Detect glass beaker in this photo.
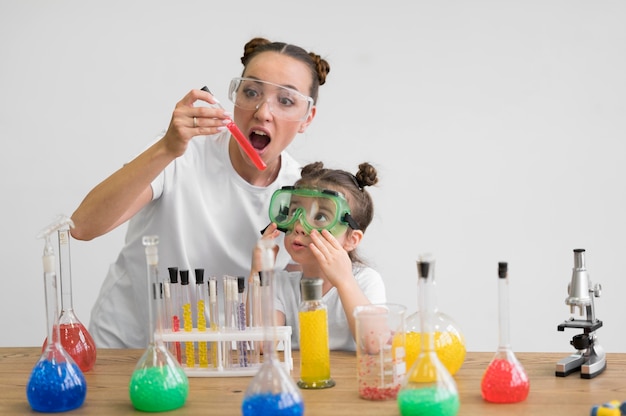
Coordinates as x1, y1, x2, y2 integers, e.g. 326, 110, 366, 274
41, 217, 97, 372
480, 262, 529, 403
398, 257, 459, 416
129, 236, 189, 412
241, 239, 304, 416
404, 255, 465, 376
354, 303, 406, 400
27, 229, 87, 412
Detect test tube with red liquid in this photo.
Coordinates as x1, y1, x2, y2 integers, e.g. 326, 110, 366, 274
200, 86, 266, 171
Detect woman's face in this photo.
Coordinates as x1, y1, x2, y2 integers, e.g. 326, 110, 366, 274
232, 51, 316, 169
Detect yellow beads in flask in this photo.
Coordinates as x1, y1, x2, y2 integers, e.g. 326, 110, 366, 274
404, 313, 466, 377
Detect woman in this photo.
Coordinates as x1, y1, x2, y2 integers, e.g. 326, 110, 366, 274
71, 38, 331, 348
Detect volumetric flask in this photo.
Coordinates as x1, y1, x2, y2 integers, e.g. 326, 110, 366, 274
480, 262, 529, 403
27, 228, 86, 412
354, 303, 406, 400
404, 254, 465, 376
129, 236, 189, 412
241, 239, 304, 416
42, 218, 96, 372
398, 257, 459, 416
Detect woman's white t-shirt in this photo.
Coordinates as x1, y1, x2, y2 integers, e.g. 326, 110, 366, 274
89, 131, 301, 348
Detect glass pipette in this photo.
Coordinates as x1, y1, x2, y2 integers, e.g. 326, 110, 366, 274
200, 86, 267, 171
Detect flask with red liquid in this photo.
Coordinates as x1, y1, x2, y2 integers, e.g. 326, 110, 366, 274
42, 216, 96, 372
480, 262, 530, 403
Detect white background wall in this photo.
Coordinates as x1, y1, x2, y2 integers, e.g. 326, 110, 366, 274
1, 0, 624, 353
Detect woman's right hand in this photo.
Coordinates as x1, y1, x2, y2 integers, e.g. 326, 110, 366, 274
161, 88, 233, 158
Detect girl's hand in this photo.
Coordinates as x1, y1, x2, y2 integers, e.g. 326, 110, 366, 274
250, 223, 281, 276
309, 229, 353, 287
161, 89, 232, 158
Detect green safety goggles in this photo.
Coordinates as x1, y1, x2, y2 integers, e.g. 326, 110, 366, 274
268, 187, 360, 236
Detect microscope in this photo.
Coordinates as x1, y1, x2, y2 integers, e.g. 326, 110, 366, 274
555, 248, 606, 379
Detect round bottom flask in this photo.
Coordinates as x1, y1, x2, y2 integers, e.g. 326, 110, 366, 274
43, 314, 97, 372
404, 310, 466, 376
129, 343, 189, 411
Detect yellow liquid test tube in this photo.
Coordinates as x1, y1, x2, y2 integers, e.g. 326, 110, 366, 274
180, 270, 195, 368
195, 269, 208, 368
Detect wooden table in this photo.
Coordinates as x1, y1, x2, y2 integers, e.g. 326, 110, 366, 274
1, 347, 624, 415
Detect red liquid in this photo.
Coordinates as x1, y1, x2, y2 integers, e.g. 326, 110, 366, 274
481, 358, 529, 403
227, 122, 267, 170
172, 316, 182, 363
43, 323, 97, 372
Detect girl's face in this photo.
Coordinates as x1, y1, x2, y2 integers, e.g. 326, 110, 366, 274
232, 51, 316, 170
283, 220, 351, 267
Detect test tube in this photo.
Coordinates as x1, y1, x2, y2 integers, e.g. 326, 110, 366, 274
223, 275, 236, 368
195, 269, 209, 368
248, 273, 262, 365
208, 277, 221, 369
200, 86, 266, 171
236, 276, 249, 367
167, 267, 182, 363
180, 270, 195, 368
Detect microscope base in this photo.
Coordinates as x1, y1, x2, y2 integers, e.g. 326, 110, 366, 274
555, 345, 606, 379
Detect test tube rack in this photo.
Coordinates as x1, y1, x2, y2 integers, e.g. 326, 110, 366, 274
160, 326, 292, 377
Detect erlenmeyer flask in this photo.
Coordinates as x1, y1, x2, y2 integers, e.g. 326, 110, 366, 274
481, 262, 529, 403
404, 254, 465, 376
27, 229, 87, 412
129, 236, 189, 412
241, 239, 304, 416
398, 256, 459, 416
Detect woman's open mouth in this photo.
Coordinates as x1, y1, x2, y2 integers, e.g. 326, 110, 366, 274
250, 130, 270, 151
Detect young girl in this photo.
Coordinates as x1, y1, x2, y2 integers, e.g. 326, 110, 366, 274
252, 161, 386, 351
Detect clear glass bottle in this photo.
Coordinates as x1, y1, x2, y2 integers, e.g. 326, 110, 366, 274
404, 254, 465, 376
241, 239, 304, 416
27, 228, 87, 412
481, 262, 530, 403
129, 236, 189, 412
42, 217, 97, 372
297, 277, 335, 389
398, 257, 460, 416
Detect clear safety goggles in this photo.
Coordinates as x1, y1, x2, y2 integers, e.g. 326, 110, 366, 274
268, 187, 360, 235
228, 77, 314, 122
